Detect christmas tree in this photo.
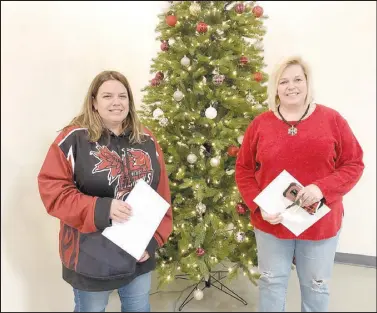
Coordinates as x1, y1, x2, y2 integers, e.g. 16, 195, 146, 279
139, 1, 268, 289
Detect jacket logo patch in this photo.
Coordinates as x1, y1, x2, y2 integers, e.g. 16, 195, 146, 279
90, 144, 154, 200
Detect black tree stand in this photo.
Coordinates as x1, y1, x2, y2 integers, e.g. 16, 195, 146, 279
175, 270, 248, 311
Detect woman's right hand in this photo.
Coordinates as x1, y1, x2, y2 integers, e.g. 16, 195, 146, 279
110, 200, 133, 223
260, 208, 283, 225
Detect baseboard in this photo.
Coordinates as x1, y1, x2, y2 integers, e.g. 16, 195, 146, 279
335, 252, 376, 268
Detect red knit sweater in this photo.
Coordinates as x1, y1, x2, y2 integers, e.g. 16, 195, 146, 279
235, 104, 364, 240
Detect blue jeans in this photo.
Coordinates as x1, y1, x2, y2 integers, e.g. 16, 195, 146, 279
254, 228, 340, 312
73, 272, 152, 312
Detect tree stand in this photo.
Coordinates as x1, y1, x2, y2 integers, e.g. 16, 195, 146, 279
175, 270, 248, 311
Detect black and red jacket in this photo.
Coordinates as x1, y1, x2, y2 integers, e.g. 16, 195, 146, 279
37, 125, 173, 291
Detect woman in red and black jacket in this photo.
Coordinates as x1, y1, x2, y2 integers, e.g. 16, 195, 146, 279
236, 56, 364, 312
38, 70, 172, 312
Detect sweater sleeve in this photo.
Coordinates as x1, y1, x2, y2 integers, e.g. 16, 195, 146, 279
146, 129, 173, 248
313, 115, 364, 204
235, 121, 262, 214
37, 128, 112, 233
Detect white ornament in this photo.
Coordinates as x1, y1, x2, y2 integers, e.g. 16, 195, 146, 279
210, 157, 220, 167
187, 153, 198, 164
153, 108, 164, 119
205, 106, 217, 119
255, 104, 263, 110
159, 117, 169, 127
235, 231, 245, 243
189, 2, 201, 16
225, 168, 235, 175
173, 89, 184, 102
180, 55, 190, 67
196, 202, 206, 214
226, 223, 234, 235
237, 135, 244, 145
193, 288, 204, 301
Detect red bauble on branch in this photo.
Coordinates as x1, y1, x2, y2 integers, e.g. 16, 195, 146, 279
160, 40, 169, 51
254, 72, 263, 82
239, 55, 248, 65
155, 71, 164, 81
196, 248, 205, 256
235, 3, 245, 14
151, 78, 160, 87
196, 21, 208, 33
166, 14, 177, 27
227, 145, 239, 157
236, 203, 247, 215
252, 5, 263, 18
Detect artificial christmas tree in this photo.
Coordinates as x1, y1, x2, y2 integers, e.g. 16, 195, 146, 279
139, 0, 269, 304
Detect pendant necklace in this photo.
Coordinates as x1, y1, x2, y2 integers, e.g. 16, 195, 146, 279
277, 103, 311, 136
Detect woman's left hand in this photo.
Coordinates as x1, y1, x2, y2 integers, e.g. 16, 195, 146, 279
296, 184, 323, 207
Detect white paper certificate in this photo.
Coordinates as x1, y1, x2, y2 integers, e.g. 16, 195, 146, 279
253, 170, 330, 236
102, 179, 170, 260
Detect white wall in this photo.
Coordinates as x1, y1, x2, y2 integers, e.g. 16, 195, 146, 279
1, 1, 375, 311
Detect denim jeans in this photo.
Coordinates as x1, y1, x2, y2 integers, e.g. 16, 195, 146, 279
73, 271, 152, 312
254, 228, 340, 312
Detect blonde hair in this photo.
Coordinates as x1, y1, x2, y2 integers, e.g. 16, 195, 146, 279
65, 70, 144, 144
267, 56, 314, 111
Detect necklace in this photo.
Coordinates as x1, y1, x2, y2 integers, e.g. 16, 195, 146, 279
277, 103, 311, 136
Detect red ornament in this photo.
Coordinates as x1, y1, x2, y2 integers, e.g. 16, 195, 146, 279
235, 3, 245, 14
151, 78, 160, 87
196, 22, 208, 33
239, 55, 248, 65
155, 71, 164, 81
166, 15, 177, 27
196, 248, 205, 256
236, 203, 247, 215
254, 72, 263, 82
227, 145, 239, 157
252, 5, 263, 18
161, 40, 169, 51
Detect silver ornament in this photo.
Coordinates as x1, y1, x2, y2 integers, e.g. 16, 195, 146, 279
213, 74, 225, 85
187, 153, 198, 164
159, 117, 169, 127
196, 202, 206, 214
180, 55, 190, 67
205, 106, 217, 119
235, 231, 245, 243
153, 108, 164, 119
173, 89, 184, 101
210, 157, 220, 167
246, 92, 254, 104
193, 288, 204, 300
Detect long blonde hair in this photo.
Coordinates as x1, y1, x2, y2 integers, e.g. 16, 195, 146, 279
267, 56, 314, 112
65, 70, 144, 144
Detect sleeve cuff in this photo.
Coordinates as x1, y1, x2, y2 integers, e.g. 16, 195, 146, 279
146, 236, 159, 257
94, 197, 112, 231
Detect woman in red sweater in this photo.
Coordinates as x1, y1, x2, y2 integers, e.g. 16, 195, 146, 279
235, 56, 364, 312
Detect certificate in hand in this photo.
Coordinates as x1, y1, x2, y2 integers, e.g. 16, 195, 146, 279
253, 170, 331, 236
102, 179, 170, 260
